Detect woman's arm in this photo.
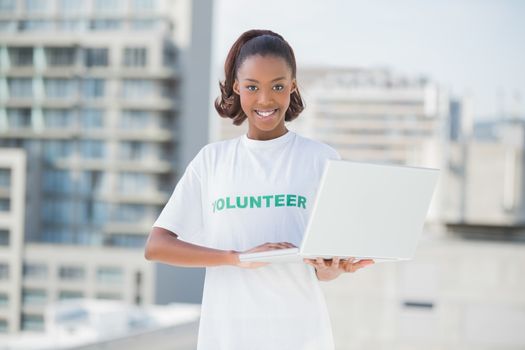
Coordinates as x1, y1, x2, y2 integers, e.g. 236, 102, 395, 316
144, 226, 296, 268
144, 226, 238, 267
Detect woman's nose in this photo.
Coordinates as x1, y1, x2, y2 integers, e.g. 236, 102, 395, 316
257, 89, 273, 105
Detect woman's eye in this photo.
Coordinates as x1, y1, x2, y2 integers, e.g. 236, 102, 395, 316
273, 85, 284, 91
246, 86, 258, 92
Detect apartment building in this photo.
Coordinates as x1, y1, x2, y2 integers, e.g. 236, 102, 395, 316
0, 0, 212, 334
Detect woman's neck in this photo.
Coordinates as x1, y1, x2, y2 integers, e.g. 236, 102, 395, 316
246, 126, 288, 141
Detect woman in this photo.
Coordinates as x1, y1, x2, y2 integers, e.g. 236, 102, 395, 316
144, 29, 374, 350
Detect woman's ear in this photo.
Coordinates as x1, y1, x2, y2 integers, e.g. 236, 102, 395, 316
291, 79, 297, 94
233, 80, 240, 95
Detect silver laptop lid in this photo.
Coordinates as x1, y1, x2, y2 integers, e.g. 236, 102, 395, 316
300, 160, 440, 260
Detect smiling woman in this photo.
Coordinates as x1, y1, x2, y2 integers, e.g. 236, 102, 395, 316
214, 30, 304, 139
145, 29, 374, 350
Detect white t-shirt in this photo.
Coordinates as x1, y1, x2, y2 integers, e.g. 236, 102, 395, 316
153, 130, 341, 350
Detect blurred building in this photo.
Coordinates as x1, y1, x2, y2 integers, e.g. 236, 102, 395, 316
1, 299, 199, 349
444, 118, 525, 236
0, 0, 213, 334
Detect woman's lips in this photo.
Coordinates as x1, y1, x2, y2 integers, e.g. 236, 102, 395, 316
255, 109, 278, 119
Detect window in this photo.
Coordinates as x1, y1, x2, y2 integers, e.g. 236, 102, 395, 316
19, 20, 52, 31
25, 0, 48, 13
46, 47, 76, 66
160, 112, 173, 128
79, 200, 107, 227
58, 19, 87, 31
90, 19, 120, 30
81, 109, 104, 129
41, 198, 75, 224
42, 140, 72, 161
0, 293, 7, 307
41, 226, 76, 244
79, 140, 105, 159
0, 318, 6, 333
0, 230, 9, 245
105, 234, 146, 248
0, 20, 16, 32
0, 199, 9, 212
76, 227, 103, 245
59, 266, 85, 280
78, 171, 105, 195
84, 48, 108, 67
0, 0, 16, 12
8, 78, 33, 98
96, 292, 122, 300
23, 263, 48, 279
0, 264, 8, 280
7, 108, 31, 128
59, 0, 83, 13
0, 199, 10, 212
163, 43, 176, 67
44, 79, 77, 99
58, 291, 83, 300
94, 0, 121, 13
121, 79, 154, 99
119, 141, 146, 160
123, 47, 147, 67
131, 0, 154, 11
9, 47, 33, 66
112, 203, 145, 223
118, 172, 152, 193
120, 110, 150, 129
157, 173, 173, 192
161, 80, 174, 98
0, 169, 11, 189
42, 169, 74, 194
82, 78, 105, 98
43, 109, 75, 128
21, 313, 44, 331
96, 267, 123, 283
131, 19, 157, 30
22, 289, 47, 305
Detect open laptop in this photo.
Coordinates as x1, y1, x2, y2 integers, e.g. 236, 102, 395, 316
239, 159, 440, 264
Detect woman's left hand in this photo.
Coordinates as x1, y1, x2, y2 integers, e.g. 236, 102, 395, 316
303, 257, 374, 281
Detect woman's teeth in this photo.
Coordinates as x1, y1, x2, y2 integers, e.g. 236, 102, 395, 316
255, 109, 277, 118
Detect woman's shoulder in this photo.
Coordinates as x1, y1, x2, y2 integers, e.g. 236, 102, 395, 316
190, 135, 242, 165
293, 132, 341, 160
199, 135, 241, 155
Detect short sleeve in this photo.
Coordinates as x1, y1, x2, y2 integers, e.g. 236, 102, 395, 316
152, 163, 204, 244
331, 148, 342, 160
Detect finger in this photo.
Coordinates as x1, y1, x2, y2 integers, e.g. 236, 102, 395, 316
316, 257, 326, 268
332, 257, 340, 269
345, 259, 374, 273
356, 259, 375, 267
343, 260, 357, 273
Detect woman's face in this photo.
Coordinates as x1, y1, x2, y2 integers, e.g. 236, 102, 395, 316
233, 54, 297, 140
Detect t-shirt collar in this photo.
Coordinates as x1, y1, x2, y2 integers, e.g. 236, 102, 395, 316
241, 130, 295, 149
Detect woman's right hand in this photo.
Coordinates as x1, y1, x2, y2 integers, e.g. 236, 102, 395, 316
234, 242, 297, 269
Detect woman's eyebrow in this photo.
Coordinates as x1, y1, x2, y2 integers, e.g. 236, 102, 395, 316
243, 77, 286, 83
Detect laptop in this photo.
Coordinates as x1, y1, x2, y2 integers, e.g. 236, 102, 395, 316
239, 159, 440, 264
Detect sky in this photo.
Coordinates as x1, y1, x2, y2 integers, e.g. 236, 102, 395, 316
212, 0, 525, 120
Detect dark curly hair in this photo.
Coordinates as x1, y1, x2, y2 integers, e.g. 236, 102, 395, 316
214, 29, 305, 126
